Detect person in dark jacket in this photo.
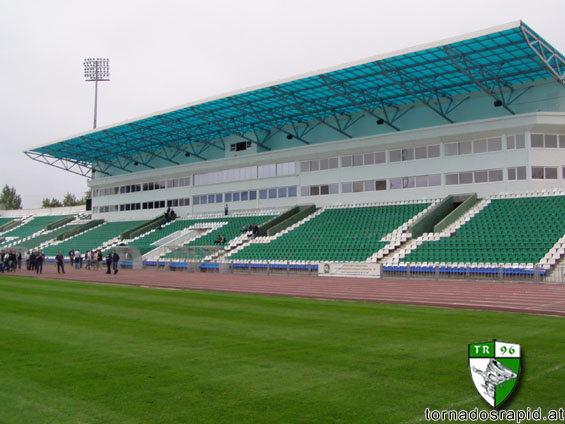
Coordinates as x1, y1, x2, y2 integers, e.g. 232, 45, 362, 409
112, 250, 120, 274
36, 251, 44, 274
55, 250, 65, 274
105, 250, 112, 274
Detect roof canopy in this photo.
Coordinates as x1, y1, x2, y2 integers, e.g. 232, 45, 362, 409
26, 21, 565, 177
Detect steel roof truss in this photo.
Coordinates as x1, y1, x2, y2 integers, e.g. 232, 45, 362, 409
319, 75, 400, 131
24, 151, 94, 177
444, 45, 519, 115
378, 62, 457, 123
521, 25, 565, 85
270, 87, 352, 138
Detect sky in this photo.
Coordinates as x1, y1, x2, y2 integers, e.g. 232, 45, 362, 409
1, 0, 564, 208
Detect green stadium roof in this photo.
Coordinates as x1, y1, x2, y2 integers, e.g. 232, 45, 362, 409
26, 21, 565, 177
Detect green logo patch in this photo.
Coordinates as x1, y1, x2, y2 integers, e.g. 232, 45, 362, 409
469, 340, 521, 408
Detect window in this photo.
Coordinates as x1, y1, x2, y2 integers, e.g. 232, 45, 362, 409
428, 174, 441, 186
488, 169, 503, 182
546, 135, 558, 148
353, 154, 363, 166
445, 173, 459, 185
415, 146, 427, 160
428, 145, 440, 158
474, 170, 488, 183
508, 167, 526, 181
353, 181, 364, 192
342, 155, 353, 167
375, 152, 386, 164
460, 172, 473, 184
364, 180, 376, 191
310, 186, 319, 196
319, 158, 329, 170
320, 185, 329, 195
402, 177, 415, 189
389, 150, 401, 162
231, 141, 251, 152
487, 138, 502, 152
300, 160, 310, 172
278, 187, 287, 198
532, 167, 545, 179
200, 195, 207, 205
415, 175, 428, 187
531, 134, 544, 148
329, 184, 339, 194
401, 148, 414, 161
364, 152, 375, 165
216, 193, 223, 203
310, 160, 319, 172
445, 142, 458, 156
390, 148, 414, 162
329, 157, 339, 168
276, 162, 295, 176
208, 194, 215, 204
258, 164, 276, 178
459, 141, 472, 155
507, 134, 526, 150
342, 183, 353, 193
560, 135, 565, 149
301, 186, 309, 197
545, 167, 558, 179
249, 190, 257, 200
473, 139, 487, 153
240, 191, 247, 201
389, 178, 402, 190
225, 192, 232, 202
288, 187, 297, 197
268, 188, 277, 199
233, 192, 240, 202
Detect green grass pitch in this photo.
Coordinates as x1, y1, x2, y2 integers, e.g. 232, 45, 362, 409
1, 275, 564, 423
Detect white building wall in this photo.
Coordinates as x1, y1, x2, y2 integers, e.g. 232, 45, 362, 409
89, 112, 565, 221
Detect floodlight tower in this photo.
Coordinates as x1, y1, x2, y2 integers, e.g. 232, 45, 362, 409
84, 58, 110, 129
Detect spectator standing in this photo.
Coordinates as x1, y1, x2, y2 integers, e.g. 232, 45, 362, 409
17, 252, 22, 270
36, 251, 44, 274
69, 249, 75, 268
112, 250, 120, 274
96, 250, 102, 271
29, 251, 37, 271
105, 250, 112, 274
55, 250, 65, 274
224, 203, 229, 216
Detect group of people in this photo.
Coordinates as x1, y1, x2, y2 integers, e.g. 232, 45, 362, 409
214, 234, 226, 244
62, 248, 120, 274
0, 250, 22, 272
240, 223, 260, 237
0, 247, 121, 275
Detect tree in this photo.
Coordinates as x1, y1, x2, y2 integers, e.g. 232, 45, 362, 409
0, 185, 22, 210
41, 198, 63, 208
63, 192, 86, 207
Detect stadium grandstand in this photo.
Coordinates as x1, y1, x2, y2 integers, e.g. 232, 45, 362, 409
6, 21, 564, 280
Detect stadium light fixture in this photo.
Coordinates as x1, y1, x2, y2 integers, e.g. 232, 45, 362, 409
84, 58, 110, 129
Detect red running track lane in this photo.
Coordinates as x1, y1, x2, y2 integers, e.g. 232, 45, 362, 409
7, 265, 565, 317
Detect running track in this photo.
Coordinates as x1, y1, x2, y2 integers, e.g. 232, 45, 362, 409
8, 265, 565, 317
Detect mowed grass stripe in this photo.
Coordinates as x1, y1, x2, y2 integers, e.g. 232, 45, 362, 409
1, 275, 565, 423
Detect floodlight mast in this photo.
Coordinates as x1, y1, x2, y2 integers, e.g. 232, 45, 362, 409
83, 58, 110, 129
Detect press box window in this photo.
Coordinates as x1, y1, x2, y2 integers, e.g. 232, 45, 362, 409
230, 141, 252, 151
